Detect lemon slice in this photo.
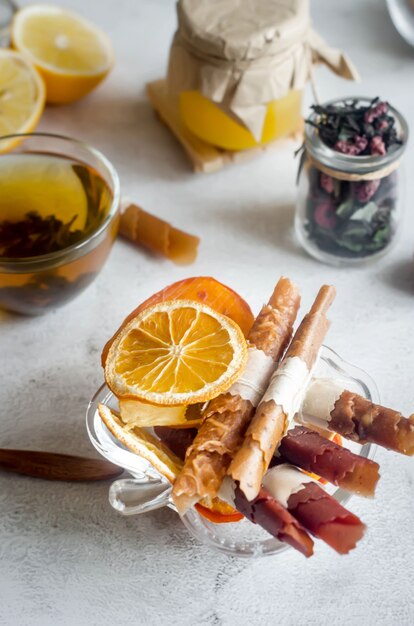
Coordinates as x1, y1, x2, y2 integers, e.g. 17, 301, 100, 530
105, 300, 248, 406
11, 4, 114, 104
0, 50, 45, 153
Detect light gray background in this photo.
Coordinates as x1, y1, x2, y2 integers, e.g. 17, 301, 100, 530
1, 1, 413, 625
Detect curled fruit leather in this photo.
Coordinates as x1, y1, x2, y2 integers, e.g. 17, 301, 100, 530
287, 482, 366, 554
156, 425, 315, 555
120, 202, 200, 265
154, 426, 197, 461
172, 277, 301, 514
234, 486, 314, 558
280, 426, 380, 496
331, 391, 414, 456
230, 285, 335, 501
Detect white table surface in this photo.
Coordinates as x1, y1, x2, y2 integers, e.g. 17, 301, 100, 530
1, 1, 414, 624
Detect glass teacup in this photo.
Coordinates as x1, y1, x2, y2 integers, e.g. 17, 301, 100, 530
0, 133, 120, 315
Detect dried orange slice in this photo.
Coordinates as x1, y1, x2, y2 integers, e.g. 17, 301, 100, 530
101, 276, 254, 367
194, 503, 243, 524
98, 404, 182, 483
105, 300, 247, 406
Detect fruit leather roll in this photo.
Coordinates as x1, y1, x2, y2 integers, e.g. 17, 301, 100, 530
262, 464, 366, 554
172, 277, 301, 513
120, 201, 200, 265
155, 424, 314, 555
230, 285, 336, 501
279, 426, 380, 496
154, 426, 198, 460
302, 378, 414, 456
234, 485, 314, 557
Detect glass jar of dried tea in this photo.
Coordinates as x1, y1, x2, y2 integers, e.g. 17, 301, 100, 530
295, 97, 408, 265
166, 0, 358, 152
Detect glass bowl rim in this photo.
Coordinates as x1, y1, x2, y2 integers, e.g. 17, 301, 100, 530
86, 345, 379, 558
304, 96, 408, 174
0, 132, 121, 268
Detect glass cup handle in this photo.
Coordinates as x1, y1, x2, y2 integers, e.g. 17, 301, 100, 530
109, 477, 172, 516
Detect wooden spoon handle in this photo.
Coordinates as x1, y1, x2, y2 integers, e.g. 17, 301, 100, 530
0, 449, 123, 481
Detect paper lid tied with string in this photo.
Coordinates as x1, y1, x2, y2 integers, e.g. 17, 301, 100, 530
167, 0, 360, 141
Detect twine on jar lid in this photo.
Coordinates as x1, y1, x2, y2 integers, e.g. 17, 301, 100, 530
306, 154, 401, 182
167, 0, 359, 141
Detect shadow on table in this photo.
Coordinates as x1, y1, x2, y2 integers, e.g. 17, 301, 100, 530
0, 368, 192, 554
208, 201, 309, 261
41, 94, 194, 183
1, 365, 99, 451
379, 257, 414, 295
0, 466, 188, 544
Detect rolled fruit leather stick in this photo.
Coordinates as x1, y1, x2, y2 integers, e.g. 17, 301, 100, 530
279, 426, 380, 497
156, 424, 364, 555
172, 277, 301, 514
262, 464, 366, 554
155, 425, 314, 557
234, 485, 314, 557
119, 199, 200, 265
230, 285, 336, 501
301, 378, 414, 456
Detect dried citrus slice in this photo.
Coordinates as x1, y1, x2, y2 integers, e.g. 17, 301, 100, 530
0, 50, 45, 153
105, 300, 247, 406
11, 4, 114, 104
98, 404, 182, 483
101, 276, 254, 366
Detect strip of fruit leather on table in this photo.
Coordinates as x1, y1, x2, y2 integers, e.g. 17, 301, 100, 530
119, 199, 199, 265
301, 378, 414, 456
172, 277, 301, 514
230, 285, 335, 501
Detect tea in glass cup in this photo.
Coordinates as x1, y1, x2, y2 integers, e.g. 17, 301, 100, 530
0, 133, 120, 314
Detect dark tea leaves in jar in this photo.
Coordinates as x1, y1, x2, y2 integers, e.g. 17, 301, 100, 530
296, 97, 407, 263
304, 167, 397, 258
307, 97, 402, 155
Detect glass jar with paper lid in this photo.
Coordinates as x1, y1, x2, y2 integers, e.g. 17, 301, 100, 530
166, 0, 359, 152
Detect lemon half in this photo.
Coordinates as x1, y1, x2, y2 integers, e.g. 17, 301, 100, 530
0, 49, 45, 152
12, 4, 114, 104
